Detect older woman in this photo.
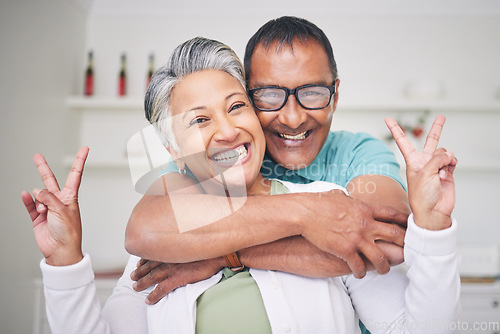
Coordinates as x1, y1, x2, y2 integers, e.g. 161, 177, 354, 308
22, 37, 459, 333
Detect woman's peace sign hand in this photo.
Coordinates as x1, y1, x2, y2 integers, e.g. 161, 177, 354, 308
21, 147, 89, 266
385, 116, 457, 230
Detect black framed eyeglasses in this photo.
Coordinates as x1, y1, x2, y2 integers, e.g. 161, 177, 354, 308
248, 84, 336, 112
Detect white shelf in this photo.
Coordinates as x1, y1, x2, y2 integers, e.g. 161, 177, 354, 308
66, 96, 143, 110
337, 100, 500, 113
397, 163, 500, 173
63, 155, 154, 169
457, 162, 500, 172
63, 155, 137, 168
67, 96, 500, 113
63, 156, 130, 168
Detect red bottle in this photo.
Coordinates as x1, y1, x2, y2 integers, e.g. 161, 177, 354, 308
118, 53, 127, 96
84, 51, 93, 96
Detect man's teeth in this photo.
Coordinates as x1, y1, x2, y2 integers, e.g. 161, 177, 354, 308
212, 145, 248, 162
279, 131, 308, 140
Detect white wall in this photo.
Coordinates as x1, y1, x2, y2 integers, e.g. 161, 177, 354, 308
0, 0, 87, 333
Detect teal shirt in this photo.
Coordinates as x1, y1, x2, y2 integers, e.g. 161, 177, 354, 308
261, 130, 405, 189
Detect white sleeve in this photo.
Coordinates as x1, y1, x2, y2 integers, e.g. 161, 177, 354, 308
344, 214, 460, 334
41, 254, 148, 334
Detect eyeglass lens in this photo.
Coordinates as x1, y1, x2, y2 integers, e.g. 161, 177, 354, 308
252, 86, 333, 111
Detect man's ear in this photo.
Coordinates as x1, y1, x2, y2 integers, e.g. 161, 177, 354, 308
331, 78, 341, 114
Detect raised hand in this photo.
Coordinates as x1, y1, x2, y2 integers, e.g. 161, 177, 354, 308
21, 147, 89, 266
385, 116, 457, 230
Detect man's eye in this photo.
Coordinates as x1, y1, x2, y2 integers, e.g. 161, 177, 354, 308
303, 90, 321, 96
261, 91, 280, 99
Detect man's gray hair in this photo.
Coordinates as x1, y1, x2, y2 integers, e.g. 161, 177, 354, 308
144, 37, 246, 152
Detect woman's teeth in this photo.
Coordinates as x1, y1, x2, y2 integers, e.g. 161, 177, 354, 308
212, 145, 248, 163
279, 131, 308, 140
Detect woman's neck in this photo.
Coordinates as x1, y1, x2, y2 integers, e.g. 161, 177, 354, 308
198, 173, 270, 197
246, 174, 271, 196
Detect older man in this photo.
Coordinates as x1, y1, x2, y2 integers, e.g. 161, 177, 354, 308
126, 17, 409, 306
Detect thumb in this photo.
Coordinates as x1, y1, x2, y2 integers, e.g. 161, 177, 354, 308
33, 189, 64, 212
421, 151, 455, 177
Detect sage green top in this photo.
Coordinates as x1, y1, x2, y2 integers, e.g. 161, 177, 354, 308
195, 179, 290, 334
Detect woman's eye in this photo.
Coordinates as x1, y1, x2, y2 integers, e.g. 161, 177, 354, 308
230, 103, 245, 112
189, 117, 208, 127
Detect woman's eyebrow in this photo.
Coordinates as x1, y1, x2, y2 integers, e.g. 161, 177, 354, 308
226, 92, 247, 100
180, 92, 246, 122
181, 106, 206, 123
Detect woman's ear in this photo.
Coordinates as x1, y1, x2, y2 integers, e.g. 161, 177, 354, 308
165, 145, 186, 173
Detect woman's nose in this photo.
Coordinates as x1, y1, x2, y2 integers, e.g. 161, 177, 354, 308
214, 114, 238, 142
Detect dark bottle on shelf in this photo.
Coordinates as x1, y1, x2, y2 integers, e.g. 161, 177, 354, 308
84, 51, 94, 96
146, 53, 155, 88
118, 53, 127, 96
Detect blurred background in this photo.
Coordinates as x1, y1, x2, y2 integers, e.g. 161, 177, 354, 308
1, 0, 500, 332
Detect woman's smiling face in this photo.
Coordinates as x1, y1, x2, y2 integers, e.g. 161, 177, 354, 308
168, 69, 268, 195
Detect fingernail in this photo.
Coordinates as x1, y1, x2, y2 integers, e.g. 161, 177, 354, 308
132, 282, 137, 290
145, 298, 151, 305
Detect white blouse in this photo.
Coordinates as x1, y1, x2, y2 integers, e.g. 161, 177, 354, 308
40, 181, 460, 334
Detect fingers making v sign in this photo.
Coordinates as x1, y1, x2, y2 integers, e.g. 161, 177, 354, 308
385, 115, 457, 230
21, 147, 89, 266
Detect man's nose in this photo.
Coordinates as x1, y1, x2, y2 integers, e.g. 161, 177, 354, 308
277, 95, 308, 129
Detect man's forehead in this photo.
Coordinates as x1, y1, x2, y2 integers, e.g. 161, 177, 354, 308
249, 39, 332, 88
258, 37, 320, 55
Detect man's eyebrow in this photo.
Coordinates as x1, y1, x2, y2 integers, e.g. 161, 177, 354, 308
249, 81, 269, 88
250, 80, 332, 89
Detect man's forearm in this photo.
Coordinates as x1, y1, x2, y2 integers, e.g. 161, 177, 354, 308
125, 192, 308, 262
239, 236, 351, 278
348, 174, 410, 214
126, 176, 408, 277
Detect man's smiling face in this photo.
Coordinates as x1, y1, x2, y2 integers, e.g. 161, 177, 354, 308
248, 39, 339, 170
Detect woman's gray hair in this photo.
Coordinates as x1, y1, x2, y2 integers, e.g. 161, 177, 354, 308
145, 37, 246, 152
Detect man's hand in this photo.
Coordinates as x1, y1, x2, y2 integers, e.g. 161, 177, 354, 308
298, 190, 408, 278
131, 233, 406, 305
131, 257, 225, 305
